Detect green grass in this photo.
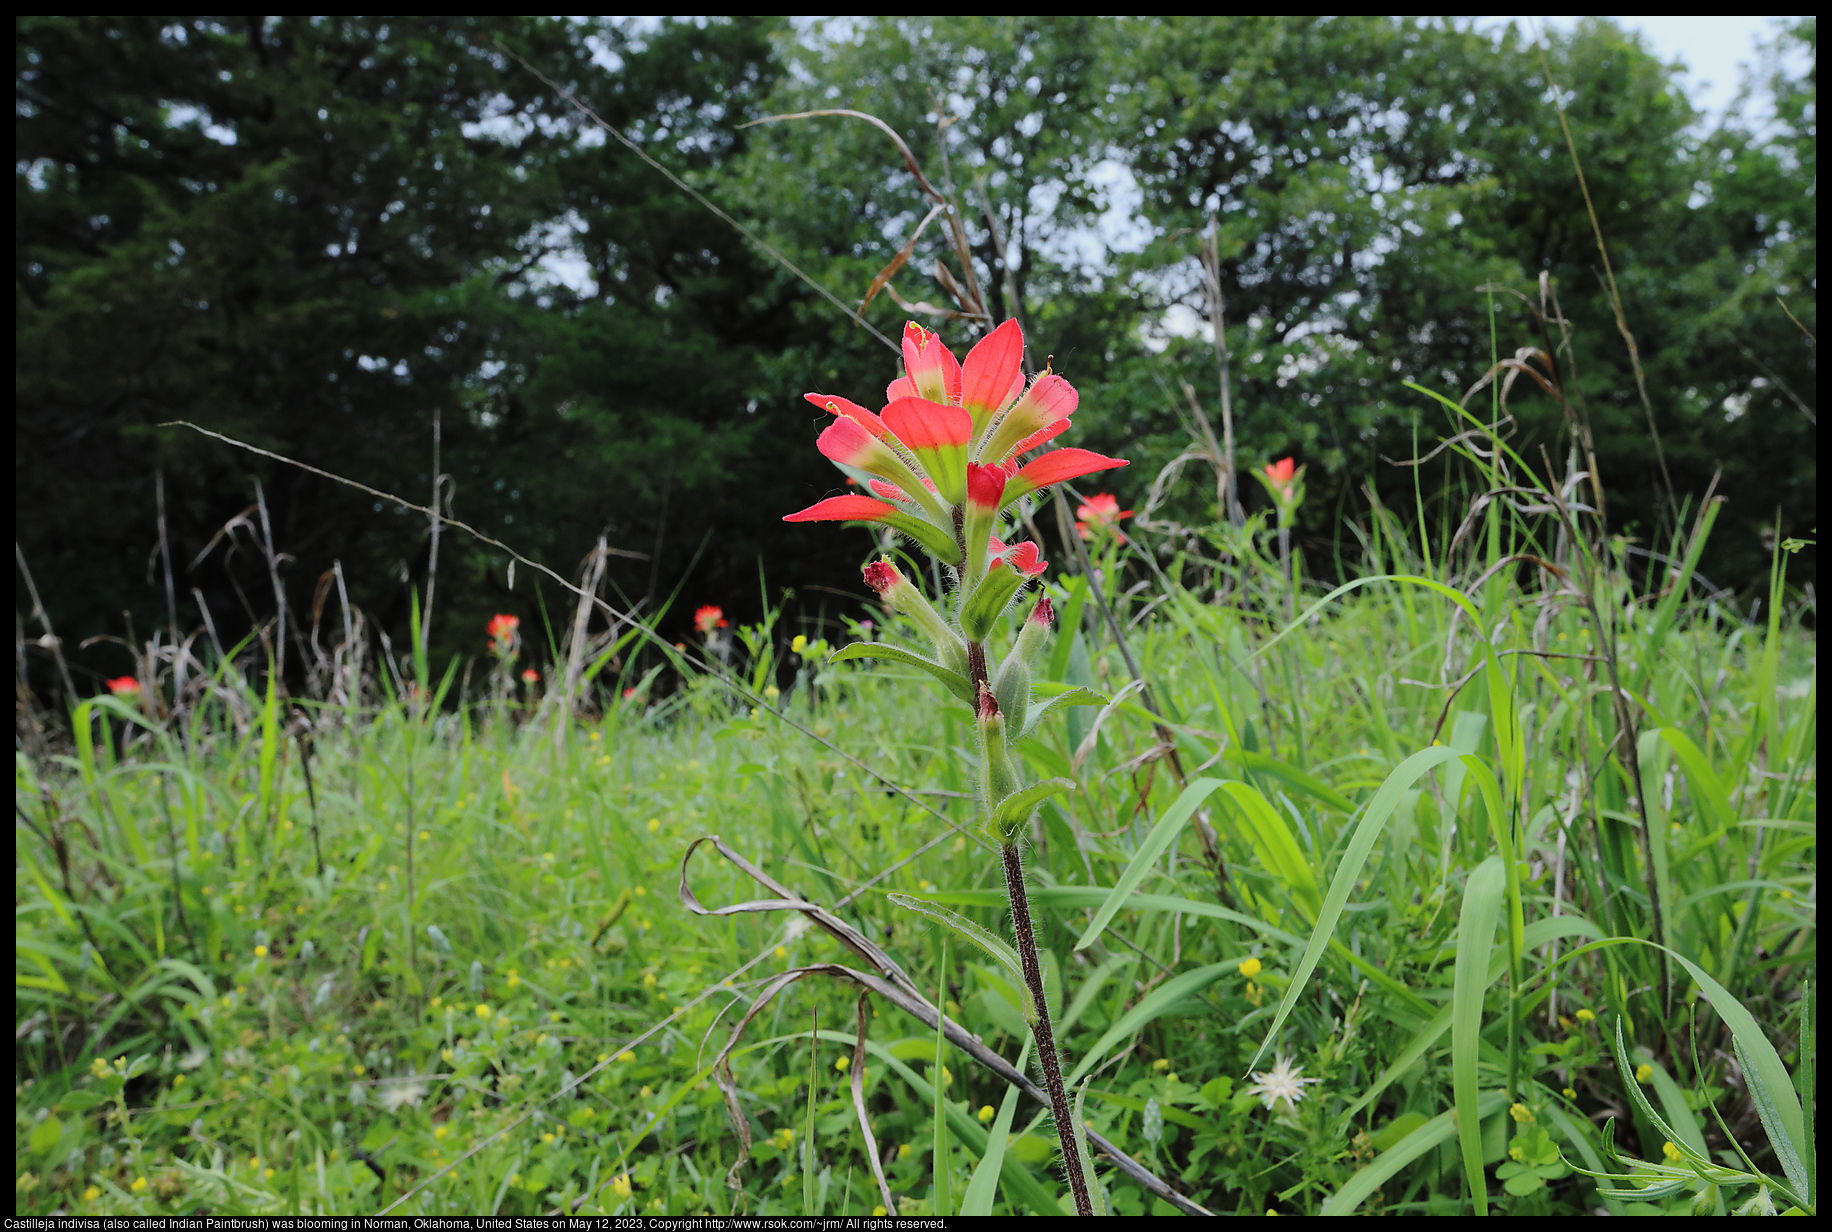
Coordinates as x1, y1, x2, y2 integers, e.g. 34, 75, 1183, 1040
14, 477, 1817, 1216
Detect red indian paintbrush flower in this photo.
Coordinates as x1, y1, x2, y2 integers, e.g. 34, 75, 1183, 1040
693, 605, 729, 635
1075, 493, 1133, 543
521, 669, 540, 684
487, 614, 519, 642
105, 676, 140, 697
1264, 457, 1297, 491
786, 320, 1126, 570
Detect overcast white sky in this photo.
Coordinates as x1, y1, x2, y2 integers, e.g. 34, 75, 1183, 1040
1499, 15, 1808, 123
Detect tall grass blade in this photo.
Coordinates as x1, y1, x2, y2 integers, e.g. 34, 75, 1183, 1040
961, 1037, 1030, 1216
1073, 777, 1224, 951
1453, 854, 1507, 1215
1249, 744, 1480, 1072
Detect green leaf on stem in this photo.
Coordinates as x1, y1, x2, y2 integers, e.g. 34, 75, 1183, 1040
829, 642, 974, 703
889, 893, 1034, 1023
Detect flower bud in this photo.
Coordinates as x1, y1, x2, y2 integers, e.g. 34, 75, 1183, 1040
976, 682, 1019, 828
861, 558, 963, 661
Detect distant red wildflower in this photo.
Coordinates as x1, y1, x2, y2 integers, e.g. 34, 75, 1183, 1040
1075, 493, 1133, 543
693, 605, 729, 635
521, 669, 540, 684
105, 676, 140, 697
1264, 457, 1297, 491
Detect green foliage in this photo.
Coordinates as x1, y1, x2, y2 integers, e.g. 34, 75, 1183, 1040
15, 472, 1814, 1213
16, 17, 1814, 704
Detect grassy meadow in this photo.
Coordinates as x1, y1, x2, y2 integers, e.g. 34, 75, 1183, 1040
14, 445, 1819, 1216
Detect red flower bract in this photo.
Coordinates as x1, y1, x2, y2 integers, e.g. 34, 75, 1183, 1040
487, 614, 519, 642
1265, 457, 1297, 487
784, 319, 1127, 570
105, 676, 140, 696
693, 605, 729, 634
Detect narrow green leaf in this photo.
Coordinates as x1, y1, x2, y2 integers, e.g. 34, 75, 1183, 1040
1453, 855, 1507, 1216
961, 1038, 1030, 1216
1073, 777, 1226, 951
1019, 684, 1107, 740
1248, 744, 1474, 1073
829, 641, 974, 702
1321, 1092, 1509, 1215
890, 893, 1031, 1021
1218, 779, 1322, 920
991, 778, 1078, 841
1066, 962, 1233, 1086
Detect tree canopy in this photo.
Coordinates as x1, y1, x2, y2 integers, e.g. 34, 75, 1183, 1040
16, 16, 1815, 695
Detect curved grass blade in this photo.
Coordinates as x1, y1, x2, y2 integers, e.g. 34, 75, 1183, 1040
961, 1037, 1031, 1216
1073, 777, 1225, 952
1066, 961, 1234, 1086
1453, 855, 1507, 1215
829, 641, 974, 702
1320, 1091, 1509, 1215
889, 893, 1030, 1020
1344, 914, 1600, 1120
991, 777, 1078, 840
1247, 744, 1473, 1073
1219, 779, 1322, 921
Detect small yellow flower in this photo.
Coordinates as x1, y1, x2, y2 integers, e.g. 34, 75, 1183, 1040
897, 1143, 912, 1160
617, 1050, 636, 1063
642, 972, 658, 989
352, 1065, 366, 1077
541, 1133, 555, 1144
83, 1185, 101, 1202
774, 946, 788, 959
506, 971, 521, 988
941, 1066, 953, 1086
1575, 1008, 1596, 1023
792, 635, 808, 654
173, 1074, 185, 1086
771, 1127, 795, 1150
873, 1206, 888, 1217
1152, 1058, 1170, 1071
1559, 1015, 1575, 1030
550, 1011, 564, 1022
430, 996, 442, 1008
634, 886, 647, 897
1663, 1141, 1682, 1163
1167, 1073, 1180, 1084
1563, 1087, 1576, 1099
639, 1085, 653, 1098
131, 1176, 148, 1193
978, 1105, 996, 1123
835, 1056, 851, 1072
475, 1004, 493, 1020
1635, 1064, 1654, 1083
419, 831, 429, 841
647, 818, 661, 833
1509, 1102, 1534, 1123
254, 944, 269, 958
598, 1053, 611, 1063
441, 1048, 454, 1063
264, 1168, 275, 1179
1238, 957, 1263, 978
90, 1057, 110, 1078
434, 1126, 449, 1140
1508, 1143, 1525, 1162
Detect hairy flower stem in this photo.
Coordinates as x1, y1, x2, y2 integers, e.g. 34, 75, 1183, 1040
1002, 840, 1093, 1217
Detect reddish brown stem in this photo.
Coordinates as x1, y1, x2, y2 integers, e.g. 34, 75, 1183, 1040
1003, 840, 1093, 1216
